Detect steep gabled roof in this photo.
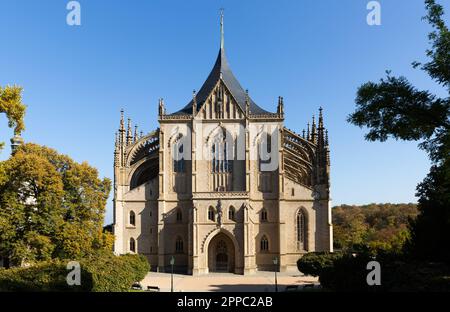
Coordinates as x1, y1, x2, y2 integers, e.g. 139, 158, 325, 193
171, 47, 271, 116
171, 12, 271, 116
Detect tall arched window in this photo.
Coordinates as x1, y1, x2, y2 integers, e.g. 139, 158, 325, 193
176, 209, 182, 222
129, 211, 136, 226
228, 206, 235, 221
130, 238, 136, 253
259, 132, 272, 171
175, 236, 183, 253
297, 210, 307, 250
260, 208, 268, 222
208, 206, 215, 221
173, 140, 185, 173
260, 235, 269, 252
211, 129, 233, 173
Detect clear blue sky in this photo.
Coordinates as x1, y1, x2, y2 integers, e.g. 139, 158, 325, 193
1, 0, 448, 224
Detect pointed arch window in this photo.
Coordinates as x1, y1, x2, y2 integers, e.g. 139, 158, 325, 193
259, 132, 272, 172
260, 208, 268, 222
297, 210, 307, 250
130, 238, 136, 253
208, 206, 215, 222
228, 206, 235, 221
260, 235, 269, 252
175, 236, 183, 253
129, 211, 136, 226
176, 209, 182, 222
211, 129, 233, 173
173, 140, 185, 173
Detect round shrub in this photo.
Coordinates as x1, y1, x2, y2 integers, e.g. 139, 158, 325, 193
318, 253, 374, 291
297, 252, 342, 276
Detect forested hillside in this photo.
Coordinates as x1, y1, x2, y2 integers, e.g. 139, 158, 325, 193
332, 203, 419, 251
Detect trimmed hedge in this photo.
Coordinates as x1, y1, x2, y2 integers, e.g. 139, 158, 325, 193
0, 252, 149, 292
297, 252, 343, 277
319, 253, 373, 291
380, 261, 450, 292
0, 261, 87, 291
318, 253, 450, 291
80, 252, 150, 292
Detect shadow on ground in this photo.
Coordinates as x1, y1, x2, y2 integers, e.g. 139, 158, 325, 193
208, 283, 292, 292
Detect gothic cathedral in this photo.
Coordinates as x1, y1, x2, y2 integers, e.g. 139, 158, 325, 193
113, 15, 332, 275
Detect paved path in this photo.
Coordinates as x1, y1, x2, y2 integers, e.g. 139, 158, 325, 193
140, 271, 318, 292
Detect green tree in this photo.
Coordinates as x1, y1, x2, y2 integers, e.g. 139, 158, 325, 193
0, 85, 26, 151
348, 0, 450, 262
0, 143, 112, 266
333, 206, 368, 249
333, 204, 418, 252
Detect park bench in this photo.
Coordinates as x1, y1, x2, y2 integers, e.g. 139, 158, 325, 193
147, 286, 160, 292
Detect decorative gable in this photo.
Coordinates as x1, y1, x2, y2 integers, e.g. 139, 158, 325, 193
197, 80, 245, 120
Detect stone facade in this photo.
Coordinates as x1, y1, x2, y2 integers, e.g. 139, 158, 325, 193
113, 16, 332, 274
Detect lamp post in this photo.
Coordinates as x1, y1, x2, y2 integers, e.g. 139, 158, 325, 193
273, 257, 278, 292
170, 256, 175, 292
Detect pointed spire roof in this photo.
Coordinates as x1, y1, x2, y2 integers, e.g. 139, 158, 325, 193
172, 12, 271, 116
220, 8, 225, 51
119, 109, 125, 131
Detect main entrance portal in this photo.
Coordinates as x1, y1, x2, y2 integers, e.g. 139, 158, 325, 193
208, 232, 235, 273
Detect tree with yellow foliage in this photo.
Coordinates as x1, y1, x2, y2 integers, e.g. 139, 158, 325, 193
0, 85, 26, 152
0, 143, 113, 266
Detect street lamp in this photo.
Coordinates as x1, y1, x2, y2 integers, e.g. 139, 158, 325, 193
170, 256, 175, 292
273, 257, 278, 292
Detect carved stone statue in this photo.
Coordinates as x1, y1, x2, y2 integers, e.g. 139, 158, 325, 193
217, 199, 223, 226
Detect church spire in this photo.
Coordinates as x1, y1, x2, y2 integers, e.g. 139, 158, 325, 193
117, 109, 126, 167
277, 96, 284, 117
126, 118, 133, 146
134, 124, 138, 143
220, 8, 225, 50
307, 122, 310, 141
119, 109, 125, 147
317, 107, 325, 147
171, 11, 272, 116
120, 109, 125, 132
318, 107, 324, 129
192, 90, 197, 116
311, 115, 317, 144
114, 131, 119, 167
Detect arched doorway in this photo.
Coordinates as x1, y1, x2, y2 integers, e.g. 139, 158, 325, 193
207, 232, 235, 273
